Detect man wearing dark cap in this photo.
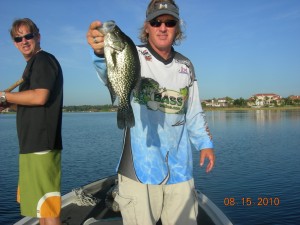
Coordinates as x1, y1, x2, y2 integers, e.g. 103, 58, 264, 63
86, 1, 215, 224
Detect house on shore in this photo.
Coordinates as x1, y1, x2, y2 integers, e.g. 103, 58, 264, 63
289, 95, 300, 105
289, 95, 300, 101
201, 93, 300, 108
248, 93, 282, 107
202, 97, 230, 107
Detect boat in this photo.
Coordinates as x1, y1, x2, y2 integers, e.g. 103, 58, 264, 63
14, 175, 233, 225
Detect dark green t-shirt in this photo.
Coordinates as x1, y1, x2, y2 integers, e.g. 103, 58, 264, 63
17, 51, 63, 154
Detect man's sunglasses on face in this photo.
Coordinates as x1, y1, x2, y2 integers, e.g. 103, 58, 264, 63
149, 20, 177, 28
14, 33, 35, 43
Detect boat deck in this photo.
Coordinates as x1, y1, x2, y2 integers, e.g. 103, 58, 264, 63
59, 180, 215, 225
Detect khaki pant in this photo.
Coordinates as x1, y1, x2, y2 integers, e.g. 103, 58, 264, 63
115, 174, 198, 225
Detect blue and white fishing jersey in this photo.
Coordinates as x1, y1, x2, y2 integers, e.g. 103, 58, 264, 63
93, 44, 213, 185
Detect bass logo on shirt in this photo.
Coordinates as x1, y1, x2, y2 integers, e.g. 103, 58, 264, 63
133, 78, 188, 114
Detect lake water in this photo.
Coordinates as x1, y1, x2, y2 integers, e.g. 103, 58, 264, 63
0, 110, 299, 225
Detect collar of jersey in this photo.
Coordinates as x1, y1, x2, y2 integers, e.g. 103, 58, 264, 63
145, 43, 176, 65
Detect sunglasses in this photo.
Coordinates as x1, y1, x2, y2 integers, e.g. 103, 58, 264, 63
14, 33, 35, 43
149, 20, 177, 28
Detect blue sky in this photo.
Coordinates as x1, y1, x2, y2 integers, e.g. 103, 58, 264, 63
1, 0, 299, 106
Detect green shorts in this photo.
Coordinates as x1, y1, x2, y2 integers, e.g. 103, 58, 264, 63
18, 150, 61, 218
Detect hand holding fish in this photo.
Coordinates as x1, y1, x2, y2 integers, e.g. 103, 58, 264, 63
87, 20, 140, 129
86, 21, 105, 55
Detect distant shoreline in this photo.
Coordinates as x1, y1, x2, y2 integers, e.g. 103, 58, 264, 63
2, 106, 300, 114
203, 106, 300, 111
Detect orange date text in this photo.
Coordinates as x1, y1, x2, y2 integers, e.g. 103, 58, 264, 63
224, 197, 280, 207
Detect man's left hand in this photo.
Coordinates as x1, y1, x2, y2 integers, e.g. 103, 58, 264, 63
200, 148, 215, 173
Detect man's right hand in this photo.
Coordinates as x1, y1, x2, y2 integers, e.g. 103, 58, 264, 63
86, 21, 105, 55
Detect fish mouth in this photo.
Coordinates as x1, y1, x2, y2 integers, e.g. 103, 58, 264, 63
98, 20, 116, 34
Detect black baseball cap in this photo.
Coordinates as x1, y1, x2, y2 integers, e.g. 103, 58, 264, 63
146, 2, 180, 21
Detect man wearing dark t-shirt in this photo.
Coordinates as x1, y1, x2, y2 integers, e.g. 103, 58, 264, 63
0, 18, 63, 225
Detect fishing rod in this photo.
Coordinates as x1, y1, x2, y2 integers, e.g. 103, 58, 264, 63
4, 78, 24, 92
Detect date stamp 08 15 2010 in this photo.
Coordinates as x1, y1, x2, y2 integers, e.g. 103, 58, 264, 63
224, 197, 280, 207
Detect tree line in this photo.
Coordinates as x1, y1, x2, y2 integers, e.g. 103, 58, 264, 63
202, 96, 300, 108
63, 105, 118, 112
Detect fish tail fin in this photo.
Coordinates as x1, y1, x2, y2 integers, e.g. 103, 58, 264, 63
117, 105, 135, 129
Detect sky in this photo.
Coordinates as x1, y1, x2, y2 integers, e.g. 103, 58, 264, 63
0, 0, 299, 106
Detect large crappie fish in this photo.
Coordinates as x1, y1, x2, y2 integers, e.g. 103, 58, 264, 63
98, 20, 140, 129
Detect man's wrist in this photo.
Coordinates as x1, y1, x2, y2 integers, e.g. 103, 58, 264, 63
0, 92, 7, 105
